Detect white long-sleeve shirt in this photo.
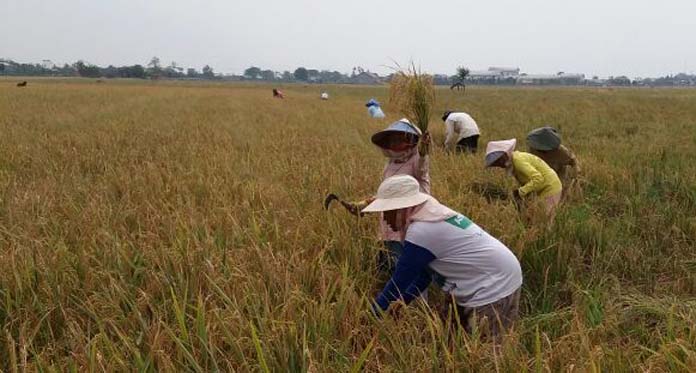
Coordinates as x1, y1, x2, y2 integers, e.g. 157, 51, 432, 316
444, 112, 480, 149
403, 214, 522, 307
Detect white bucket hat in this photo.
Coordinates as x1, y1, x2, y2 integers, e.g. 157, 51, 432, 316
485, 138, 517, 167
362, 175, 430, 213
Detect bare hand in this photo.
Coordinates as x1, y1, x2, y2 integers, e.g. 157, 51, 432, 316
341, 201, 363, 217
419, 131, 432, 156
388, 302, 404, 319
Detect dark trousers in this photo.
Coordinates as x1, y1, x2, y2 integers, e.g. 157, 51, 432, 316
456, 135, 479, 153
441, 288, 521, 340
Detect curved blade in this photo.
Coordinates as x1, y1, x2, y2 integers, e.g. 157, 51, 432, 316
323, 193, 339, 210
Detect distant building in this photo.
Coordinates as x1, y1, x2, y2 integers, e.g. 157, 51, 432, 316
517, 72, 585, 85
585, 77, 609, 87
488, 67, 520, 77
468, 70, 501, 79
465, 66, 520, 84
517, 74, 556, 85
351, 71, 382, 85
673, 73, 696, 86
41, 60, 55, 70
433, 74, 451, 85
221, 75, 244, 81
0, 59, 17, 74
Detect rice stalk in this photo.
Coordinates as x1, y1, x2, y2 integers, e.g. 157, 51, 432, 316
2, 80, 696, 371
250, 322, 271, 373
349, 336, 375, 373
388, 64, 435, 133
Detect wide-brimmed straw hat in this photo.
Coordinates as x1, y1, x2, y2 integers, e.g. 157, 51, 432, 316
527, 126, 561, 151
362, 175, 430, 213
371, 119, 422, 148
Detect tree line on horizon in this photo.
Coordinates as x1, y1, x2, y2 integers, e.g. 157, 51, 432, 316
0, 57, 215, 80
2, 57, 695, 87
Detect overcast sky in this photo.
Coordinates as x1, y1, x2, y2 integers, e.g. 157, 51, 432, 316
2, 0, 695, 77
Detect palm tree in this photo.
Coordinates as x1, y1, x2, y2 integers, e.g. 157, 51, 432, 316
450, 66, 470, 91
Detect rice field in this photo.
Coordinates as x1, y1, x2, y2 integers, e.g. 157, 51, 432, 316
1, 78, 696, 371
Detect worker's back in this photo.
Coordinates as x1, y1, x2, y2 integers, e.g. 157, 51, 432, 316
528, 145, 578, 180
446, 112, 480, 139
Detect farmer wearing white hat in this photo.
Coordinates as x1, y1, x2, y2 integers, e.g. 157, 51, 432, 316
485, 139, 563, 215
347, 119, 432, 277
363, 175, 523, 337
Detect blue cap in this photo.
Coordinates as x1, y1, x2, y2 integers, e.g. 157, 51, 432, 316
365, 98, 380, 107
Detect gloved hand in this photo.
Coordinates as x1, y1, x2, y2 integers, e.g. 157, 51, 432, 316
342, 198, 373, 217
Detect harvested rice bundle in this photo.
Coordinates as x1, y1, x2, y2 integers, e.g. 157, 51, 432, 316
388, 65, 435, 133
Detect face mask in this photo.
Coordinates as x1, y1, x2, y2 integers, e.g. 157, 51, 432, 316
382, 148, 413, 161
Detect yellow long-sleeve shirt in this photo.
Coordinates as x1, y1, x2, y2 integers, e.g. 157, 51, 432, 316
511, 151, 562, 198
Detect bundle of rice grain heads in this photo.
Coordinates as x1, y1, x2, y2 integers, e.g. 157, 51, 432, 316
389, 65, 435, 133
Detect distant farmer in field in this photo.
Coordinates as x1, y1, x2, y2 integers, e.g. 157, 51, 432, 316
485, 139, 562, 216
347, 119, 431, 275
526, 126, 580, 191
366, 98, 385, 119
272, 88, 284, 99
442, 111, 481, 153
363, 175, 523, 338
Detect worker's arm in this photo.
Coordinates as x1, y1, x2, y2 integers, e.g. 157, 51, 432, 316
343, 197, 375, 216
444, 119, 456, 150
418, 131, 431, 157
373, 241, 435, 315
414, 153, 431, 191
515, 157, 546, 197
